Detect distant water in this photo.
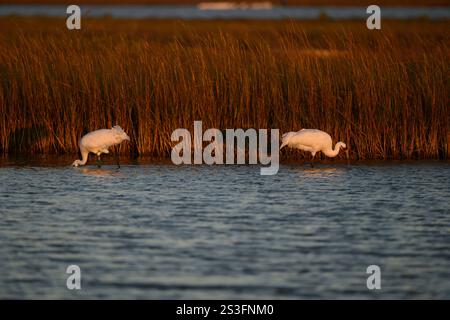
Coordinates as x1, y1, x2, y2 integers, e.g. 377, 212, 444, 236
0, 5, 449, 20
0, 159, 449, 299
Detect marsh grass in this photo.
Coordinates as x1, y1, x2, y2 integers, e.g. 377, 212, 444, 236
0, 18, 448, 160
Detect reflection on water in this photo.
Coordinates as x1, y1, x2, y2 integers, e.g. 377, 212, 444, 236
79, 168, 122, 177
291, 166, 340, 175
0, 160, 449, 299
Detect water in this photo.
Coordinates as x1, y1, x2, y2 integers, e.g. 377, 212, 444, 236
0, 5, 449, 20
0, 159, 449, 299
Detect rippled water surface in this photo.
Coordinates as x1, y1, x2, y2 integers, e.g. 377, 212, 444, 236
0, 159, 449, 299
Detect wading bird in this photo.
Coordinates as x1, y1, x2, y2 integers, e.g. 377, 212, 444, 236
280, 129, 348, 166
72, 125, 130, 168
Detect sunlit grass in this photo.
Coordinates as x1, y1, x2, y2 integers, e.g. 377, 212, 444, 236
0, 18, 448, 159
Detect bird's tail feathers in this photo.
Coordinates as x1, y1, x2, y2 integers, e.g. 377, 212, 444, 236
281, 132, 291, 139
280, 131, 294, 150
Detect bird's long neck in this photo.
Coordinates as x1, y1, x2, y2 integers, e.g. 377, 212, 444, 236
79, 149, 89, 165
323, 142, 344, 158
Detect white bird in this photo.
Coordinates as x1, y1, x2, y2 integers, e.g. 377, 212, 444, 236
280, 129, 348, 165
72, 125, 130, 167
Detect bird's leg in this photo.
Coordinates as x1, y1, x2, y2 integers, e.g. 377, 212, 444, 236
116, 146, 120, 169
310, 154, 315, 168
96, 154, 102, 168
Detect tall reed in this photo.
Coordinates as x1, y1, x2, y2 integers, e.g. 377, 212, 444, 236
0, 18, 448, 159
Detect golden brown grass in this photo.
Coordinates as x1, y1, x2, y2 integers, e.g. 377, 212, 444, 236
0, 18, 449, 160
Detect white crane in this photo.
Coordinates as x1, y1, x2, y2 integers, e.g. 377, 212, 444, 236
280, 129, 348, 166
72, 125, 130, 167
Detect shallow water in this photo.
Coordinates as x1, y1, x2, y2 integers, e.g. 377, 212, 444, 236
0, 159, 449, 299
1, 5, 449, 20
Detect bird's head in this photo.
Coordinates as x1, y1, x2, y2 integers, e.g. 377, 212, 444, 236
111, 125, 130, 143
72, 159, 82, 167
338, 142, 349, 161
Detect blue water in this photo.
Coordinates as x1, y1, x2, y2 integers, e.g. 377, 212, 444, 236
0, 5, 449, 20
0, 159, 449, 299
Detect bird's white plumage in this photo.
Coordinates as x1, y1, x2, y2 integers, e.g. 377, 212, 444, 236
280, 129, 346, 159
72, 125, 130, 167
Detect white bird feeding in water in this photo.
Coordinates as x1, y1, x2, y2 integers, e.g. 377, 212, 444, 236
280, 129, 348, 166
72, 125, 130, 167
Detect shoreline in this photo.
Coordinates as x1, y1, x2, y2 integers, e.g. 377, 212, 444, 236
1, 154, 449, 167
